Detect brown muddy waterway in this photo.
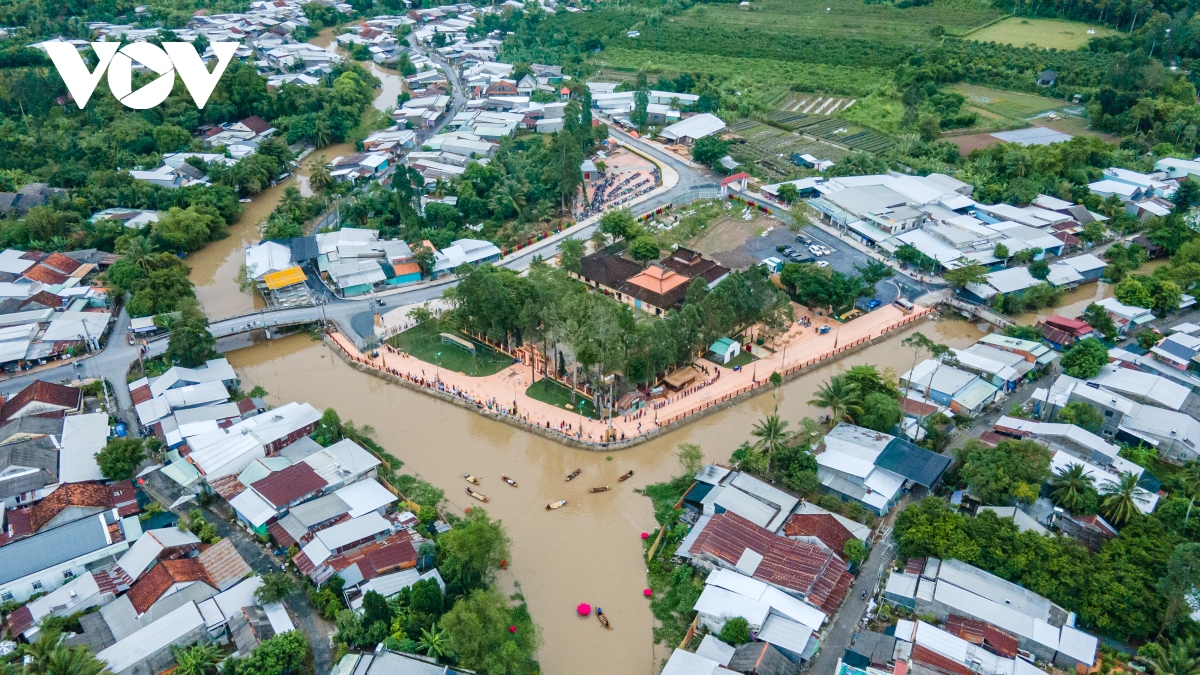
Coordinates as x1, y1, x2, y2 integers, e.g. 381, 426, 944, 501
189, 28, 404, 319
225, 317, 982, 674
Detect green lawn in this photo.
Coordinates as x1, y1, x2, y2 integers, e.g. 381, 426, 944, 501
965, 16, 1117, 50
525, 378, 598, 417
386, 321, 513, 377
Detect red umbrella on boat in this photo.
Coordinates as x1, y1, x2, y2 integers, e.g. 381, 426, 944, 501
577, 603, 592, 616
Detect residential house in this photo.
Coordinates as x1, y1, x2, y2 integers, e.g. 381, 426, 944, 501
901, 360, 1001, 415
814, 424, 950, 515
0, 435, 59, 509
1, 380, 82, 421
295, 528, 419, 585
89, 208, 160, 230
4, 481, 137, 541
5, 570, 112, 640
299, 438, 381, 490
59, 413, 111, 483
572, 249, 643, 295
685, 467, 798, 533
117, 527, 204, 582
430, 238, 502, 278
1155, 157, 1200, 181
96, 602, 209, 675
913, 558, 1098, 670
681, 511, 854, 615
339, 651, 472, 675
1151, 332, 1200, 371
0, 511, 134, 603
783, 501, 871, 554
692, 568, 824, 662
230, 462, 329, 534
947, 343, 1035, 391
1037, 315, 1093, 350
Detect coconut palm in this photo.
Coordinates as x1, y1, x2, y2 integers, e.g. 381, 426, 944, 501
171, 643, 220, 675
416, 622, 450, 661
750, 409, 790, 472
118, 235, 160, 272
312, 116, 332, 148
1099, 470, 1143, 527
1137, 638, 1200, 675
808, 375, 863, 425
1048, 463, 1095, 513
308, 156, 334, 193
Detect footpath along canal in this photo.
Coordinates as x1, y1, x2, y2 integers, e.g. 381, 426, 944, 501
225, 314, 981, 674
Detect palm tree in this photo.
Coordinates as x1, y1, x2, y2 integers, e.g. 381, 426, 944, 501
1100, 471, 1143, 527
46, 645, 109, 675
171, 643, 220, 675
750, 409, 790, 473
416, 622, 450, 661
808, 375, 862, 425
312, 116, 332, 148
1137, 638, 1200, 675
308, 156, 334, 193
1048, 463, 1095, 513
278, 186, 304, 219
118, 235, 160, 272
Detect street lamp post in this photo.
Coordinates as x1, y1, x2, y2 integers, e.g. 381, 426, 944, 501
435, 351, 442, 383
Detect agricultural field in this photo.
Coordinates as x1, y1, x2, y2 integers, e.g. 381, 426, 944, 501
586, 0, 1004, 97
952, 83, 1074, 121
725, 120, 849, 183
965, 17, 1118, 50
760, 110, 897, 154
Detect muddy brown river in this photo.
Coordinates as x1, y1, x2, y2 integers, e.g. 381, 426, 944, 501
223, 316, 983, 674
189, 29, 404, 320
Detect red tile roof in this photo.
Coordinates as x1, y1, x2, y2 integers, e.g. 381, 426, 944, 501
23, 482, 115, 532
905, 558, 926, 575
20, 291, 65, 309
784, 513, 858, 555
1, 380, 81, 421
1043, 315, 1092, 337
901, 398, 939, 417
7, 605, 35, 635
41, 253, 82, 275
689, 512, 853, 614
299, 531, 418, 581
239, 115, 273, 135
977, 431, 1006, 447
130, 384, 153, 405
209, 475, 247, 500
126, 558, 213, 614
251, 463, 327, 509
267, 520, 298, 548
913, 643, 975, 675
22, 264, 68, 285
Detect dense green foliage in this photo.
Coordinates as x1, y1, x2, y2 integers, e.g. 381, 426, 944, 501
445, 262, 792, 385
954, 438, 1053, 505
1061, 337, 1110, 378
895, 497, 1177, 639
96, 437, 149, 481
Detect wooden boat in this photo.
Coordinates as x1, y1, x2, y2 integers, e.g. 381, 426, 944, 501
546, 500, 568, 510
502, 474, 518, 488
463, 473, 480, 485
465, 488, 488, 502
589, 485, 610, 493
596, 608, 610, 629
565, 469, 582, 481
618, 470, 635, 482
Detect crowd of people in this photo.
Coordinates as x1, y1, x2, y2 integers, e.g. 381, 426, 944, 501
578, 167, 661, 219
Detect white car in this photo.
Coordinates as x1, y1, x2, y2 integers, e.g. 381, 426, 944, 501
808, 245, 824, 256
820, 245, 834, 255
815, 261, 830, 268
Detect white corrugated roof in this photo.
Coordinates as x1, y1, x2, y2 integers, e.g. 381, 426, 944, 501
695, 635, 735, 666
230, 490, 277, 527
97, 602, 205, 674
757, 614, 814, 656
334, 479, 397, 518
660, 649, 720, 675
59, 412, 109, 483
659, 113, 726, 141
1057, 624, 1098, 664
711, 487, 777, 528
118, 528, 201, 580
693, 585, 770, 629
313, 512, 390, 551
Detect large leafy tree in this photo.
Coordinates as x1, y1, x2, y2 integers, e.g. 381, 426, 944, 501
954, 438, 1052, 505
1061, 338, 1109, 378
97, 437, 148, 481
439, 588, 540, 675
1055, 401, 1105, 433
857, 392, 902, 433
166, 316, 218, 368
437, 509, 511, 596
255, 571, 295, 604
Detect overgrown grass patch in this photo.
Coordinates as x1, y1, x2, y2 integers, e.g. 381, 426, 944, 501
525, 377, 599, 417
965, 16, 1117, 50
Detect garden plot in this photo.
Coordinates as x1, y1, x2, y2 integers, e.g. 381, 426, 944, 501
778, 93, 857, 116
726, 120, 849, 182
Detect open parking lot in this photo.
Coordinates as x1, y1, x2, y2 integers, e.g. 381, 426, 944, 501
736, 222, 928, 308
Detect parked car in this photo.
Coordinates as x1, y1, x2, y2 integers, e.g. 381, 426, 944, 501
808, 245, 824, 256
796, 234, 813, 245
776, 245, 789, 253
866, 298, 881, 310
819, 245, 833, 255
815, 261, 830, 268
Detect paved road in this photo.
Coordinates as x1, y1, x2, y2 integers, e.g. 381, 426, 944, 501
809, 531, 897, 675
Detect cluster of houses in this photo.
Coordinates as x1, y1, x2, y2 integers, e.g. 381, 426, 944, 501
242, 226, 501, 299
0, 248, 114, 373
1088, 162, 1198, 220
867, 558, 1098, 675
0, 376, 298, 675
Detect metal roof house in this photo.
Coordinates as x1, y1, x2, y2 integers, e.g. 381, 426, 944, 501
902, 360, 1001, 415
430, 238, 502, 278
0, 512, 133, 603
96, 602, 209, 675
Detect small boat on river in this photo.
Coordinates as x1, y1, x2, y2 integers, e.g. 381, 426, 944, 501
463, 473, 480, 485
596, 608, 610, 629
566, 469, 582, 481
546, 500, 568, 510
466, 488, 488, 502
589, 485, 610, 493
502, 474, 518, 487
618, 470, 635, 482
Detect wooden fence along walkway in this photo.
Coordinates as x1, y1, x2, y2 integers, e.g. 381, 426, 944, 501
328, 305, 933, 450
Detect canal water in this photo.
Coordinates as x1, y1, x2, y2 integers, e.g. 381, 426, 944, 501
188, 29, 406, 320
225, 317, 979, 674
